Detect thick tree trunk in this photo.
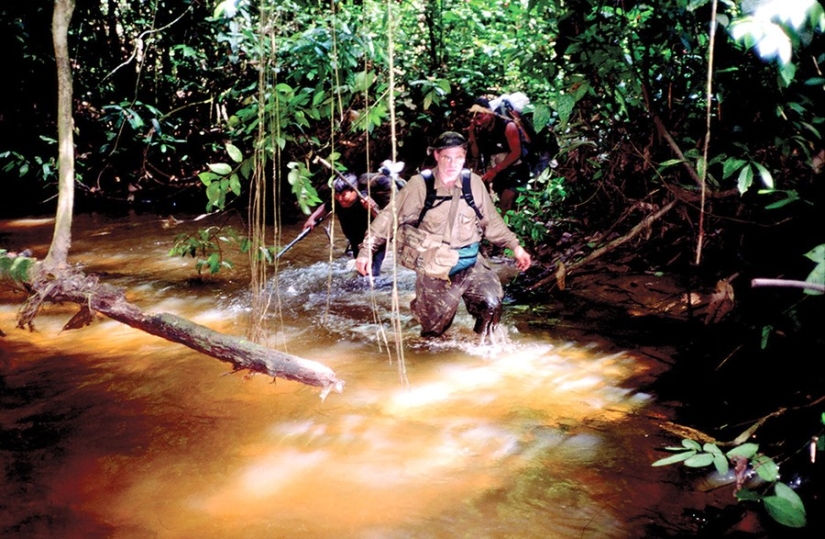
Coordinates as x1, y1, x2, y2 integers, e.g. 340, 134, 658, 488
11, 263, 345, 399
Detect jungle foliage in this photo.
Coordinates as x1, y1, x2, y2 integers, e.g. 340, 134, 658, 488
2, 0, 825, 533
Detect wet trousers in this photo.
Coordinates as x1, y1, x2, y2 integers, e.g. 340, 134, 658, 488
410, 258, 503, 338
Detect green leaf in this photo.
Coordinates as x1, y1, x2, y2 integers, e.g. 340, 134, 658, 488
208, 163, 233, 175
764, 484, 806, 528
229, 173, 242, 196
736, 164, 753, 194
682, 439, 702, 451
696, 155, 706, 179
206, 181, 222, 207
763, 189, 799, 210
225, 143, 243, 163
761, 324, 772, 349
752, 455, 779, 482
726, 443, 759, 459
207, 253, 221, 274
804, 244, 825, 264
736, 488, 761, 502
684, 452, 715, 467
198, 171, 219, 186
752, 162, 774, 189
722, 158, 747, 179
652, 450, 697, 467
702, 443, 723, 456
713, 453, 729, 475
774, 482, 805, 509
779, 62, 797, 88
659, 158, 685, 168
806, 261, 825, 296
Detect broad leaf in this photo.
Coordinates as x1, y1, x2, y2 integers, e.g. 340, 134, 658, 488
684, 453, 715, 467
764, 484, 807, 528
208, 163, 233, 175
726, 443, 759, 459
225, 143, 243, 163
752, 455, 779, 482
652, 450, 696, 467
736, 164, 753, 194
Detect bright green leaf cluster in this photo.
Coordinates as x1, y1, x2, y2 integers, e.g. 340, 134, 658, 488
0, 250, 35, 284
168, 225, 246, 276
198, 143, 248, 212
653, 438, 807, 528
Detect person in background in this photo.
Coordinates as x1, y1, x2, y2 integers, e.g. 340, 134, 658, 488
467, 97, 531, 213
355, 131, 532, 342
304, 172, 395, 277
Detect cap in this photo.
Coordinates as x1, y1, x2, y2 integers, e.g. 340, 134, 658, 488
427, 131, 468, 153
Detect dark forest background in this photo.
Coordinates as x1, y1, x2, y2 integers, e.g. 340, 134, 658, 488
1, 1, 824, 533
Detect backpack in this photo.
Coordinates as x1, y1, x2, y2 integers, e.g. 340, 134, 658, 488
491, 93, 559, 177
356, 172, 406, 210
416, 169, 483, 226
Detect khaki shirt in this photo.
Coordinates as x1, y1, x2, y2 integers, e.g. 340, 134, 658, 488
358, 167, 521, 258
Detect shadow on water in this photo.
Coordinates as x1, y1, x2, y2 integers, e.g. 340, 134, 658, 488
1, 212, 791, 538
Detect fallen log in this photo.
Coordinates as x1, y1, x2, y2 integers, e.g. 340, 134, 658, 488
7, 261, 345, 400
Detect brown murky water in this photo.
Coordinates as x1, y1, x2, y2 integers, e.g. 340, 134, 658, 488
1, 212, 699, 538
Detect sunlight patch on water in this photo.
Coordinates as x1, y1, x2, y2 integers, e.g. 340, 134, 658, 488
1, 217, 56, 228
239, 449, 329, 497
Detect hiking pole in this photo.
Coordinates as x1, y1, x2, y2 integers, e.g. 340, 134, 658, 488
274, 211, 331, 261
312, 156, 379, 217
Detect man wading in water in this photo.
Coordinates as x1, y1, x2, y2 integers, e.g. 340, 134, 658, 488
304, 172, 396, 277
355, 131, 532, 343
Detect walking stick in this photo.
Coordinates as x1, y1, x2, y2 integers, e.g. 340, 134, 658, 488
274, 211, 331, 261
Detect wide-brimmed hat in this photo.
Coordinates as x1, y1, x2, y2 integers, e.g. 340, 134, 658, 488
427, 131, 468, 153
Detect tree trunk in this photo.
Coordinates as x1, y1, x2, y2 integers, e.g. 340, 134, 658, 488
10, 263, 344, 399
46, 0, 76, 272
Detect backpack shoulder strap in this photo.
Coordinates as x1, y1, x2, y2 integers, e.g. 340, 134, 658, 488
461, 169, 484, 221
416, 169, 435, 227
416, 169, 482, 226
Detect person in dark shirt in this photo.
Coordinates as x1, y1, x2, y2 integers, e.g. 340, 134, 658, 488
304, 172, 397, 276
467, 97, 531, 212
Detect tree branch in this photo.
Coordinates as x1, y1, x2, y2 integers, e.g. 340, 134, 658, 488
751, 278, 825, 293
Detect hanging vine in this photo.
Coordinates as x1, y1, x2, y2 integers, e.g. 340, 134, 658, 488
247, 1, 280, 345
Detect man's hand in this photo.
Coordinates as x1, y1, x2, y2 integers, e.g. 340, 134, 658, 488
355, 256, 370, 276
361, 196, 379, 216
513, 245, 532, 272
481, 169, 497, 184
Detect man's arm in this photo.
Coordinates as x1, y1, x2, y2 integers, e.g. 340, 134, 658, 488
355, 175, 425, 275
303, 202, 329, 230
481, 122, 522, 184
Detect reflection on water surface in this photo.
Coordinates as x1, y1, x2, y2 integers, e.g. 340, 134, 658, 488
1, 213, 691, 538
